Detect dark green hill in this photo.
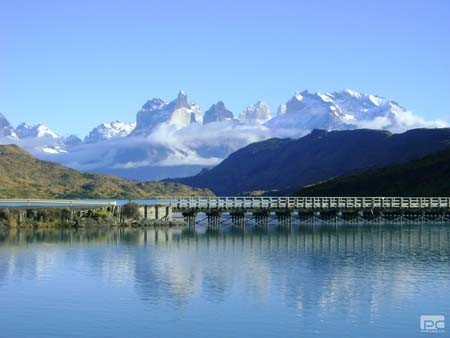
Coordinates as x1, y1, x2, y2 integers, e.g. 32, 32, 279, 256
0, 145, 212, 199
173, 128, 450, 195
296, 148, 450, 196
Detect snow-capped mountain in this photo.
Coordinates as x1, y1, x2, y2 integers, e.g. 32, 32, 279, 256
0, 113, 18, 139
133, 91, 202, 134
0, 89, 446, 181
15, 123, 59, 139
84, 120, 136, 143
203, 101, 235, 124
267, 90, 353, 132
240, 101, 271, 123
0, 118, 67, 154
12, 122, 65, 154
267, 90, 443, 136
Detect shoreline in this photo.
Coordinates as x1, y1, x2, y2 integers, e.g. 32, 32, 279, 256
0, 205, 184, 229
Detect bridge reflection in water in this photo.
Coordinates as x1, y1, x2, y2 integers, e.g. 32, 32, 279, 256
2, 225, 449, 254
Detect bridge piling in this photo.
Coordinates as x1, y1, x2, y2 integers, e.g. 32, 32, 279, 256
18, 211, 25, 225
276, 210, 292, 229
253, 210, 269, 230
206, 209, 222, 230
182, 210, 197, 230
230, 210, 246, 229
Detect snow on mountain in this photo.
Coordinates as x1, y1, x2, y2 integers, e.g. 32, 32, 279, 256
333, 89, 447, 130
15, 123, 59, 139
133, 91, 202, 134
277, 104, 287, 116
240, 101, 271, 123
40, 145, 67, 154
266, 89, 446, 136
11, 122, 65, 154
266, 90, 352, 133
0, 113, 18, 139
203, 101, 235, 124
84, 120, 136, 143
11, 135, 67, 155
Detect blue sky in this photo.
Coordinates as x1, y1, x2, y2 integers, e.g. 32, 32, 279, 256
1, 0, 450, 136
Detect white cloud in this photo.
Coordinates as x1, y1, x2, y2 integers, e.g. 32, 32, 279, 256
356, 110, 447, 132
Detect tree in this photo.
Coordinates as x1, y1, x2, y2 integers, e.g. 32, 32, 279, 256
60, 208, 72, 223
0, 208, 10, 220
122, 203, 140, 220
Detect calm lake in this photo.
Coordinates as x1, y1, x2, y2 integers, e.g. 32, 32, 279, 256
1, 224, 449, 338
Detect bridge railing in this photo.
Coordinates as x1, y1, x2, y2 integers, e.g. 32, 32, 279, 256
156, 197, 450, 210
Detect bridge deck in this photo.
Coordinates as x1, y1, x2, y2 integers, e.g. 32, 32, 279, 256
0, 199, 117, 209
152, 197, 450, 211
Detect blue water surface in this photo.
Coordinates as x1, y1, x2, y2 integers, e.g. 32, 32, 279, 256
0, 225, 449, 338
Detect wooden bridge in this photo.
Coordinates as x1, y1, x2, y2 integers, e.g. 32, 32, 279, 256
152, 196, 450, 211
144, 197, 450, 228
2, 197, 450, 228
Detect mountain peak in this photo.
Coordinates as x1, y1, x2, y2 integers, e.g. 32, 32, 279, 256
15, 122, 59, 139
84, 120, 135, 143
240, 101, 271, 123
293, 90, 304, 101
203, 101, 234, 124
17, 122, 31, 128
343, 88, 363, 98
0, 113, 18, 139
135, 92, 202, 133
175, 90, 189, 109
142, 98, 167, 111
64, 134, 82, 147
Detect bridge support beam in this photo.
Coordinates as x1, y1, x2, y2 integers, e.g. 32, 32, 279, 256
298, 211, 315, 224
206, 209, 222, 229
139, 205, 173, 221
253, 210, 269, 229
230, 210, 246, 229
275, 210, 292, 228
17, 211, 25, 225
319, 210, 339, 224
341, 211, 358, 223
359, 209, 383, 224
182, 210, 197, 229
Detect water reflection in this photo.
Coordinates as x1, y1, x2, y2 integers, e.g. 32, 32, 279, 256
0, 225, 449, 337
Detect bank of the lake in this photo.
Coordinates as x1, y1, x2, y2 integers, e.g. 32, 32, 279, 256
0, 203, 184, 229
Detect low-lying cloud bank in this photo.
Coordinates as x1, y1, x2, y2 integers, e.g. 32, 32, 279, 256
5, 115, 446, 175
43, 121, 277, 172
